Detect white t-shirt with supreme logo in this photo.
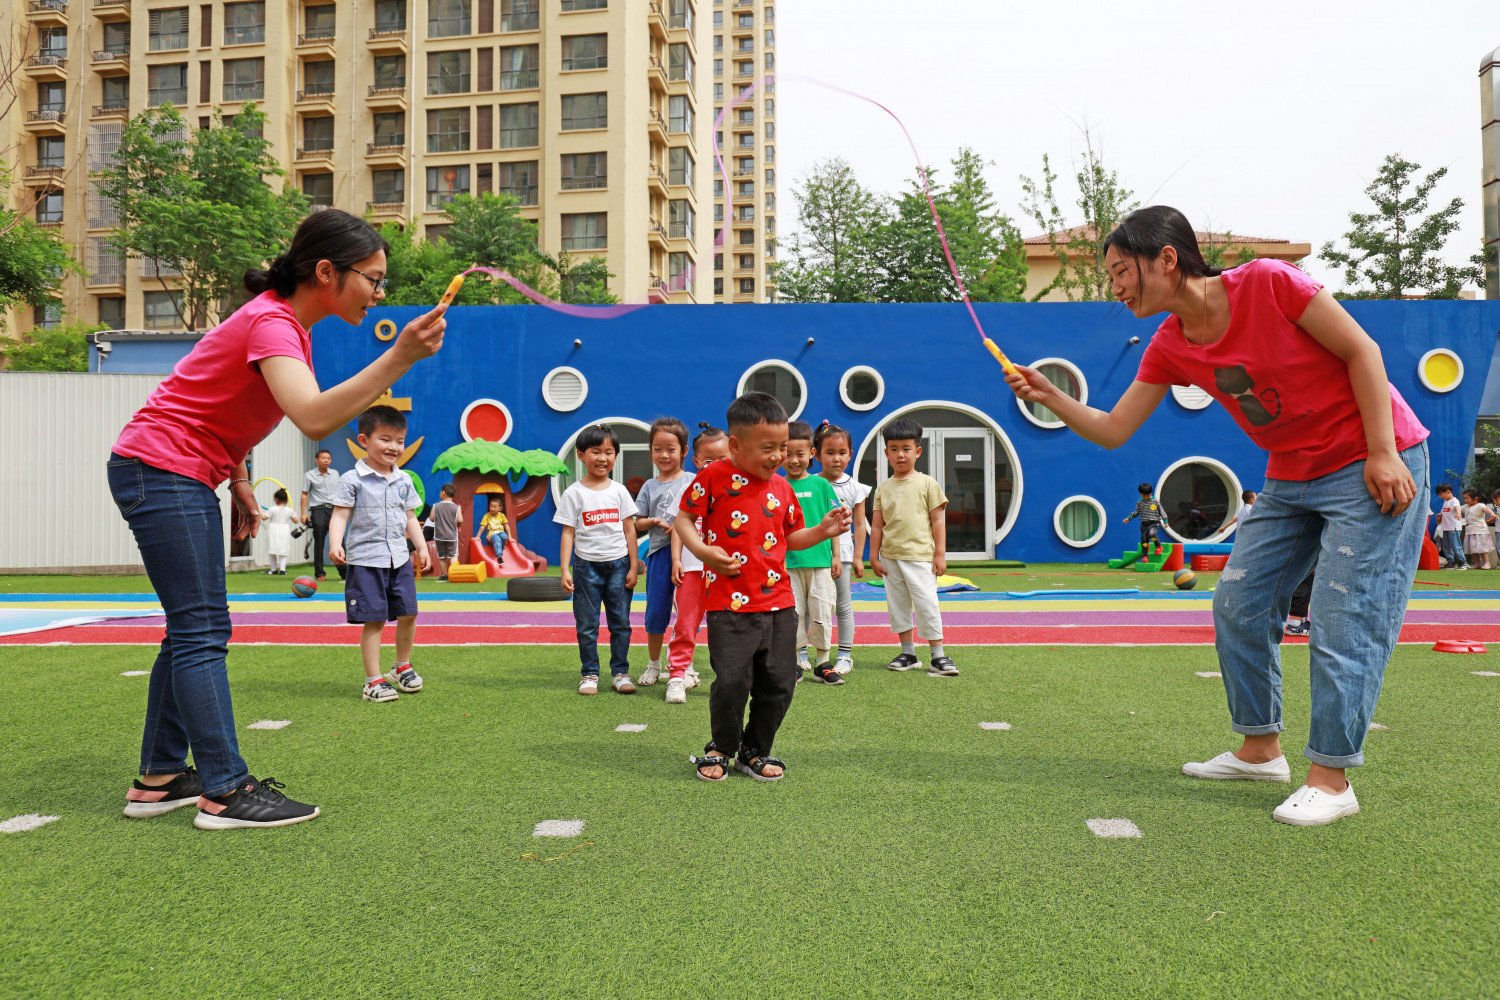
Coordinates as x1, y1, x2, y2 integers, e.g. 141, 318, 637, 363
554, 480, 637, 563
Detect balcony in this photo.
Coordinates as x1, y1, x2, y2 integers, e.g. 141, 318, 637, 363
366, 138, 406, 162
667, 222, 693, 242
26, 54, 68, 80
368, 25, 408, 52
648, 165, 668, 196
26, 0, 67, 24
647, 219, 668, 249
297, 29, 337, 56
366, 200, 405, 218
91, 101, 129, 118
295, 86, 336, 108
732, 167, 754, 178
648, 2, 667, 40
26, 108, 67, 132
647, 108, 668, 143
27, 165, 67, 184
93, 47, 129, 66
499, 69, 538, 91
367, 83, 407, 107
647, 276, 669, 303
92, 0, 129, 18
648, 55, 667, 93
295, 143, 334, 162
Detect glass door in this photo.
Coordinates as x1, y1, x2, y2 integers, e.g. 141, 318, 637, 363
934, 430, 992, 560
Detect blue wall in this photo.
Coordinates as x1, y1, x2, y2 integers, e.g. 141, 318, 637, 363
91, 339, 203, 374
310, 300, 1500, 564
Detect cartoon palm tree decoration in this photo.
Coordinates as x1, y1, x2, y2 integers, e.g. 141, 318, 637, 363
430, 440, 569, 563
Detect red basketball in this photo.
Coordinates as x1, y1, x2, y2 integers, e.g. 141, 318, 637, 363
292, 576, 318, 598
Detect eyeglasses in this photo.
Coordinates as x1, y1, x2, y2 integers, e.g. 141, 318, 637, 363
344, 266, 388, 293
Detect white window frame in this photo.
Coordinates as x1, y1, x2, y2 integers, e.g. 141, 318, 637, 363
1053, 495, 1107, 549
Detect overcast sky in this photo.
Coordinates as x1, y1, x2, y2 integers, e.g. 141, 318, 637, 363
776, 0, 1500, 296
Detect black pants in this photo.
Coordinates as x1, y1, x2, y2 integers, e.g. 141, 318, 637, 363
1289, 569, 1314, 619
706, 608, 798, 758
308, 505, 343, 579
1139, 521, 1160, 554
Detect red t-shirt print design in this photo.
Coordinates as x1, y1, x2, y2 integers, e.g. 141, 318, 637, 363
581, 508, 621, 528
679, 461, 802, 614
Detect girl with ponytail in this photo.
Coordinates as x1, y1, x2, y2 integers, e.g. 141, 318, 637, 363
1006, 204, 1429, 828
109, 209, 448, 830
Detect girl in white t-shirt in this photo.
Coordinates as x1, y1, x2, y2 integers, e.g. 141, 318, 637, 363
554, 425, 640, 695
261, 488, 299, 575
665, 424, 730, 698
1460, 488, 1496, 569
815, 422, 870, 675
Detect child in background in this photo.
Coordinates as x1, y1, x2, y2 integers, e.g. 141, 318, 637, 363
633, 417, 692, 689
1124, 482, 1165, 555
1461, 488, 1496, 569
430, 483, 463, 580
816, 420, 870, 675
328, 405, 430, 702
556, 424, 639, 695
870, 417, 958, 677
663, 423, 728, 704
675, 393, 850, 782
1435, 483, 1466, 569
1235, 489, 1257, 531
478, 495, 510, 566
783, 420, 843, 685
261, 488, 298, 575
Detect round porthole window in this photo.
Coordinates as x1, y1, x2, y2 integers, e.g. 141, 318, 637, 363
737, 359, 806, 420
542, 366, 589, 412
1053, 495, 1106, 548
1417, 349, 1463, 393
1171, 385, 1213, 410
839, 366, 884, 411
1016, 358, 1088, 429
1156, 456, 1244, 544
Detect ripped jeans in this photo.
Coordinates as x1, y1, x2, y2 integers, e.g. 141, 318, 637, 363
1211, 442, 1428, 768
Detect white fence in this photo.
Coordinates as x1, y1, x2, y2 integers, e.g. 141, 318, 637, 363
0, 373, 315, 572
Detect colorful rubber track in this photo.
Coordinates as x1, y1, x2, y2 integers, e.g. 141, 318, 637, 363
5, 591, 1500, 647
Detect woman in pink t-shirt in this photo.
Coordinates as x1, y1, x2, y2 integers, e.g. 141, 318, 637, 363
109, 209, 447, 831
1006, 206, 1428, 829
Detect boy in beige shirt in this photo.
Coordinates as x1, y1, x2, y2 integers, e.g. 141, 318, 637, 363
869, 417, 957, 676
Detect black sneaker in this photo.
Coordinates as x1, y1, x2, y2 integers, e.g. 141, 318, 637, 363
193, 776, 320, 831
810, 663, 845, 685
123, 767, 203, 818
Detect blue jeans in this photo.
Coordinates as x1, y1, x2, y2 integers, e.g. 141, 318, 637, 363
486, 530, 508, 561
1212, 442, 1428, 768
107, 454, 248, 797
1437, 528, 1466, 567
572, 556, 632, 675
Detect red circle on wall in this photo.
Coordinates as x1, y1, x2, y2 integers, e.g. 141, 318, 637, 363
460, 398, 512, 444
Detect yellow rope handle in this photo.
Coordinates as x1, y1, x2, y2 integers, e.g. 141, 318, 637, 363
438, 274, 466, 308
982, 338, 1018, 377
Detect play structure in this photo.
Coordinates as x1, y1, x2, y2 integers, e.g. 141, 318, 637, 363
428, 436, 566, 584
1108, 542, 1184, 573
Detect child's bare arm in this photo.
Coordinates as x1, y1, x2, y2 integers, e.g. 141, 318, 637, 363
930, 502, 948, 577
674, 515, 738, 575
852, 499, 868, 575
623, 511, 639, 589
869, 509, 886, 577
559, 526, 576, 592
328, 507, 351, 564
787, 506, 850, 550
671, 530, 685, 585
406, 512, 430, 572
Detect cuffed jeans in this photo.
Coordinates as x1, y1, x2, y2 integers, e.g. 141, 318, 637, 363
107, 454, 249, 797
1211, 442, 1428, 768
572, 556, 632, 676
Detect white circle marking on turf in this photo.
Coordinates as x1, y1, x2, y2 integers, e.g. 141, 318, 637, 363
247, 720, 292, 730
615, 723, 647, 732
121, 670, 149, 677
1086, 818, 1143, 839
978, 721, 1012, 731
534, 819, 586, 837
1, 814, 61, 834
1194, 671, 1222, 678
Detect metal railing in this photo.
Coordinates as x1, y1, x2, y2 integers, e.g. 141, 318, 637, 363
298, 29, 336, 45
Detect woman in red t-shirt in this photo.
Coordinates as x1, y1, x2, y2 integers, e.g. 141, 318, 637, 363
109, 210, 447, 831
1006, 205, 1428, 828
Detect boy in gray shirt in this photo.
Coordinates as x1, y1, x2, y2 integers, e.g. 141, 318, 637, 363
429, 483, 463, 581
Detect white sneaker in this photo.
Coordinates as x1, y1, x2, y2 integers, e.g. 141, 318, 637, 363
578, 675, 599, 696
665, 677, 687, 704
612, 674, 637, 694
1273, 783, 1360, 826
639, 663, 661, 686
1182, 751, 1291, 782
683, 667, 701, 689
833, 655, 854, 675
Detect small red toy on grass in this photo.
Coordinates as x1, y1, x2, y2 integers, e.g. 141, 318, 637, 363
292, 576, 318, 599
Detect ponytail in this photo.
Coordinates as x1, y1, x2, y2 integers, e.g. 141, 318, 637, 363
243, 209, 388, 297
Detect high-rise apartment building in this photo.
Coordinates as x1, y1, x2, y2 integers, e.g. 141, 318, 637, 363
3, 0, 714, 335
710, 0, 774, 303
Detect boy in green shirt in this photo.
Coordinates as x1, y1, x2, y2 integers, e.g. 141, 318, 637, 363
783, 420, 844, 685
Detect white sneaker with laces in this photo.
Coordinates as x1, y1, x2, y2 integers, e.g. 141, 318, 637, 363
665, 677, 687, 704
1182, 751, 1291, 782
1273, 783, 1360, 826
683, 667, 701, 689
578, 675, 599, 696
612, 674, 637, 694
833, 655, 854, 675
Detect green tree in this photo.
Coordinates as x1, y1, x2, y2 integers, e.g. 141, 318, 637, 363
377, 221, 502, 306
773, 157, 884, 303
0, 171, 81, 330
0, 320, 105, 372
96, 104, 308, 328
531, 250, 619, 304
1020, 131, 1137, 301
1200, 230, 1256, 272
441, 192, 540, 274
1320, 153, 1483, 298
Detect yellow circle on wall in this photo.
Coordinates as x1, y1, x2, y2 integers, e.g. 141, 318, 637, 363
1417, 349, 1463, 393
374, 319, 398, 342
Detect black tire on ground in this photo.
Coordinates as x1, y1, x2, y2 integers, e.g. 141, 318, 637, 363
506, 575, 571, 602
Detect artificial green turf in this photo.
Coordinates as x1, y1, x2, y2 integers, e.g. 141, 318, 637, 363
2, 642, 1496, 998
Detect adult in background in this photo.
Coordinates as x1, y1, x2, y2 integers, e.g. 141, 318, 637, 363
300, 448, 342, 580
110, 209, 447, 831
1007, 205, 1427, 827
